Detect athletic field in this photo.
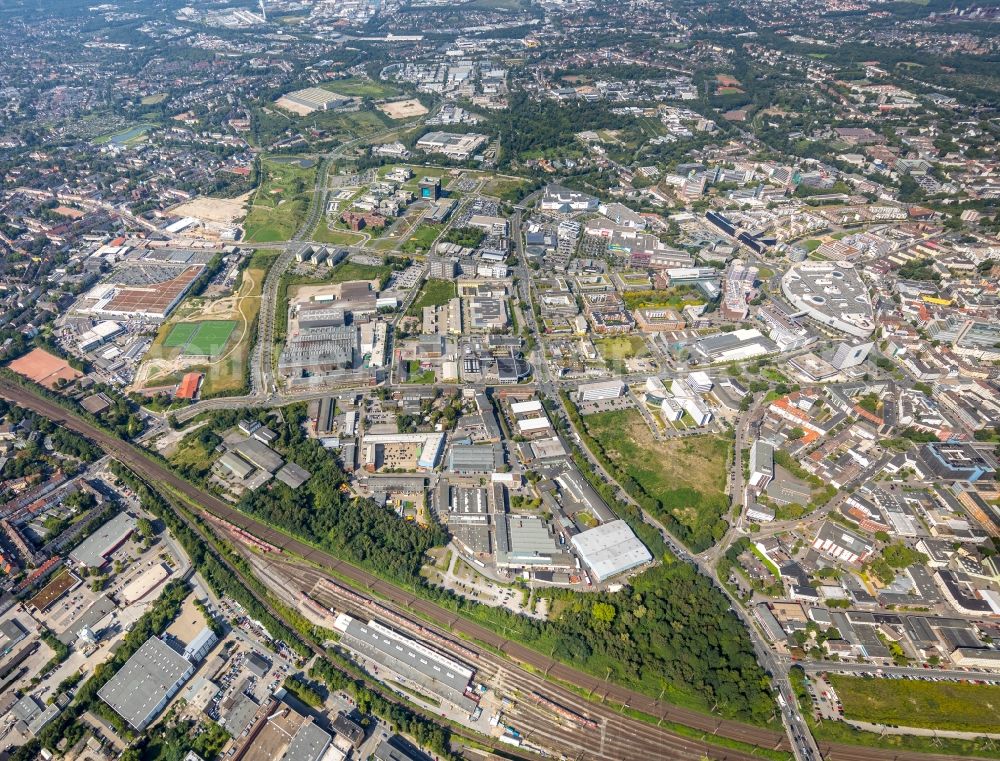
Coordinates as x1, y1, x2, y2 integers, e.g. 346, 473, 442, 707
163, 320, 237, 356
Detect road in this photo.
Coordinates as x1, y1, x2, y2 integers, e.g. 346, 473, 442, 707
0, 377, 793, 759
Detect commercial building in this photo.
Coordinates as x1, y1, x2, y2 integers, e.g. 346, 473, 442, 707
540, 185, 598, 213
98, 636, 195, 730
419, 177, 441, 200
688, 328, 778, 364
577, 379, 626, 402
69, 512, 136, 569
915, 442, 996, 483
781, 261, 874, 338
415, 131, 488, 161
830, 341, 873, 370
749, 440, 774, 490
757, 300, 816, 352
571, 520, 651, 583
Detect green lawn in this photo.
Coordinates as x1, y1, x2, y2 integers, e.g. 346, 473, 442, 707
406, 360, 436, 384
328, 261, 391, 285
401, 223, 441, 254
830, 675, 1000, 733
184, 321, 237, 356
583, 409, 730, 550
310, 222, 366, 245
243, 158, 317, 243
321, 77, 402, 99
595, 335, 649, 361
163, 322, 199, 348
406, 279, 457, 317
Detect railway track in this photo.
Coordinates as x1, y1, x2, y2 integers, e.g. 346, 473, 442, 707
1, 380, 989, 761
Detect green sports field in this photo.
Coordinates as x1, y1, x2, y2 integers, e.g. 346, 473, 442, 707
164, 320, 237, 356
162, 322, 198, 348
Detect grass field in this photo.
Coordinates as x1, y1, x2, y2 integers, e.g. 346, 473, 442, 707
162, 322, 198, 348
406, 279, 457, 316
141, 93, 168, 105
482, 176, 530, 201
329, 261, 392, 284
830, 675, 1000, 733
595, 335, 648, 360
243, 158, 317, 243
163, 320, 237, 356
401, 223, 442, 254
583, 409, 730, 549
406, 360, 436, 384
322, 77, 402, 99
310, 221, 366, 245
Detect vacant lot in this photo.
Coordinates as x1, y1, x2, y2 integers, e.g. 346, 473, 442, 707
137, 253, 274, 397
329, 261, 392, 285
830, 675, 1000, 733
407, 279, 457, 316
322, 77, 402, 99
379, 99, 428, 119
583, 409, 730, 550
243, 158, 317, 243
595, 335, 648, 360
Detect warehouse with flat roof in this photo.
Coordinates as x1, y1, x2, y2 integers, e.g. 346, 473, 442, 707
98, 636, 194, 729
69, 512, 136, 569
333, 614, 477, 712
571, 520, 651, 582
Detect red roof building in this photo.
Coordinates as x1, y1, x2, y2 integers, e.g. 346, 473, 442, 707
176, 372, 203, 400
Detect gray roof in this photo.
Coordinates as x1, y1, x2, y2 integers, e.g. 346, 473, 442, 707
571, 520, 651, 582
337, 617, 475, 712
276, 462, 311, 489
97, 636, 193, 729
69, 512, 136, 568
372, 739, 423, 761
283, 719, 331, 761
232, 437, 284, 474
448, 444, 498, 474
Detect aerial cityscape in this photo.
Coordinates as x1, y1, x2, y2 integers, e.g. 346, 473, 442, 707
0, 0, 999, 760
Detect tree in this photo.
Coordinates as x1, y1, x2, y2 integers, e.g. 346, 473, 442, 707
591, 602, 616, 626
136, 517, 155, 539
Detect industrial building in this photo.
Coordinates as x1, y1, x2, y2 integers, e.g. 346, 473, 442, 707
98, 636, 195, 730
415, 131, 488, 161
577, 379, 626, 402
277, 87, 351, 113
571, 520, 651, 583
447, 444, 500, 475
278, 325, 358, 379
69, 512, 137, 569
495, 515, 574, 572
333, 614, 478, 713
